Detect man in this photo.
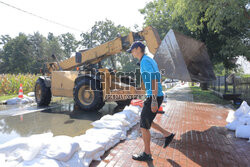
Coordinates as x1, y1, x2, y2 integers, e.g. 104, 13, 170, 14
127, 41, 175, 161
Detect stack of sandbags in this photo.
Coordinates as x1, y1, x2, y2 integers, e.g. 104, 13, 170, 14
0, 103, 143, 167
6, 95, 34, 105
0, 133, 79, 167
225, 101, 250, 139
73, 104, 142, 166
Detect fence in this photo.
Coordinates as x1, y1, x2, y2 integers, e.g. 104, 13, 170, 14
208, 75, 250, 103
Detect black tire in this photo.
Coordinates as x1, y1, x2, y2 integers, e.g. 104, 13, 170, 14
120, 76, 136, 87
115, 76, 135, 110
35, 78, 51, 106
73, 78, 105, 111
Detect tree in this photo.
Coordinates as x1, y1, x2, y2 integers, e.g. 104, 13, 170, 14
0, 33, 33, 73
47, 33, 66, 61
59, 33, 79, 58
80, 19, 138, 73
140, 0, 250, 70
29, 32, 49, 73
0, 35, 11, 45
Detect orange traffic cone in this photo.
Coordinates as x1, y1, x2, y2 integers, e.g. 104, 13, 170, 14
158, 105, 163, 112
20, 115, 23, 121
157, 105, 165, 114
18, 83, 23, 99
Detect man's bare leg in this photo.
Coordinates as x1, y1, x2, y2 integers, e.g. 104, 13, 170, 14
151, 121, 175, 148
151, 121, 171, 137
141, 128, 151, 155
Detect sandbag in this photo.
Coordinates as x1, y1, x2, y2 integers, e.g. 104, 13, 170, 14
226, 110, 235, 123
234, 101, 250, 118
226, 120, 239, 131
91, 119, 129, 131
62, 152, 85, 167
85, 128, 126, 140
6, 95, 34, 105
0, 133, 53, 163
74, 134, 110, 151
16, 157, 61, 167
235, 125, 250, 139
40, 136, 79, 162
100, 115, 130, 127
78, 142, 104, 162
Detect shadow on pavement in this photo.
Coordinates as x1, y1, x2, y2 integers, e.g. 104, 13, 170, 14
151, 126, 250, 167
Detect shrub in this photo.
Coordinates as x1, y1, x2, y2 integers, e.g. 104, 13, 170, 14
0, 74, 39, 95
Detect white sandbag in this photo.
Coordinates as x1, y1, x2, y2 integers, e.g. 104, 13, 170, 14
78, 142, 104, 160
74, 134, 110, 151
62, 151, 85, 167
82, 157, 92, 167
114, 111, 138, 122
123, 105, 141, 115
6, 97, 22, 105
106, 138, 120, 150
93, 150, 105, 161
40, 136, 80, 162
238, 116, 250, 125
0, 154, 5, 165
0, 153, 21, 167
6, 95, 35, 105
16, 157, 61, 167
91, 119, 128, 131
85, 128, 126, 140
235, 125, 250, 139
118, 110, 139, 123
0, 133, 53, 163
234, 101, 250, 118
226, 110, 235, 123
100, 115, 130, 127
27, 92, 35, 97
226, 120, 239, 131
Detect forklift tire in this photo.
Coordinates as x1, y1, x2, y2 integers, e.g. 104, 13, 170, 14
73, 78, 105, 111
35, 78, 52, 106
115, 76, 134, 110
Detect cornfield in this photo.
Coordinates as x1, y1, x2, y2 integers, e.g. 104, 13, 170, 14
0, 74, 39, 95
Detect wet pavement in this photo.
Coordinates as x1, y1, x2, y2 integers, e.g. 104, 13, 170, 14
90, 84, 250, 167
0, 97, 120, 145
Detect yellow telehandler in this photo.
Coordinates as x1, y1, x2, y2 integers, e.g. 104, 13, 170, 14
35, 26, 215, 111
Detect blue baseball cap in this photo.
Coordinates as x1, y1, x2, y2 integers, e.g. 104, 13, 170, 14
126, 41, 145, 53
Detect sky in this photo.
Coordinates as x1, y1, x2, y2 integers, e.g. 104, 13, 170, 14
236, 56, 250, 74
0, 0, 151, 39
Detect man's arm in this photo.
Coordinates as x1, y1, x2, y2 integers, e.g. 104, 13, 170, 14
151, 79, 158, 99
151, 79, 158, 113
141, 59, 159, 112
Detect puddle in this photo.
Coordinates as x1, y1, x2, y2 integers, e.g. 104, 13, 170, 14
0, 99, 119, 145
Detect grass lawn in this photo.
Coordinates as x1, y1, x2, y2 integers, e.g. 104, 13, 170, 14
0, 95, 17, 101
190, 86, 232, 105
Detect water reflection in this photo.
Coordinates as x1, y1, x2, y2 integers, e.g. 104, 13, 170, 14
0, 102, 119, 144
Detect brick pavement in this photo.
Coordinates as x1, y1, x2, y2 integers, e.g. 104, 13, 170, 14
90, 85, 250, 167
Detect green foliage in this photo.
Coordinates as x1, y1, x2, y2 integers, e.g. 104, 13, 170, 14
81, 19, 130, 48
0, 95, 17, 101
80, 19, 139, 73
140, 0, 250, 70
0, 74, 39, 95
0, 32, 73, 74
28, 32, 50, 73
0, 33, 33, 73
59, 33, 79, 59
190, 86, 232, 105
47, 33, 66, 61
0, 19, 139, 74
